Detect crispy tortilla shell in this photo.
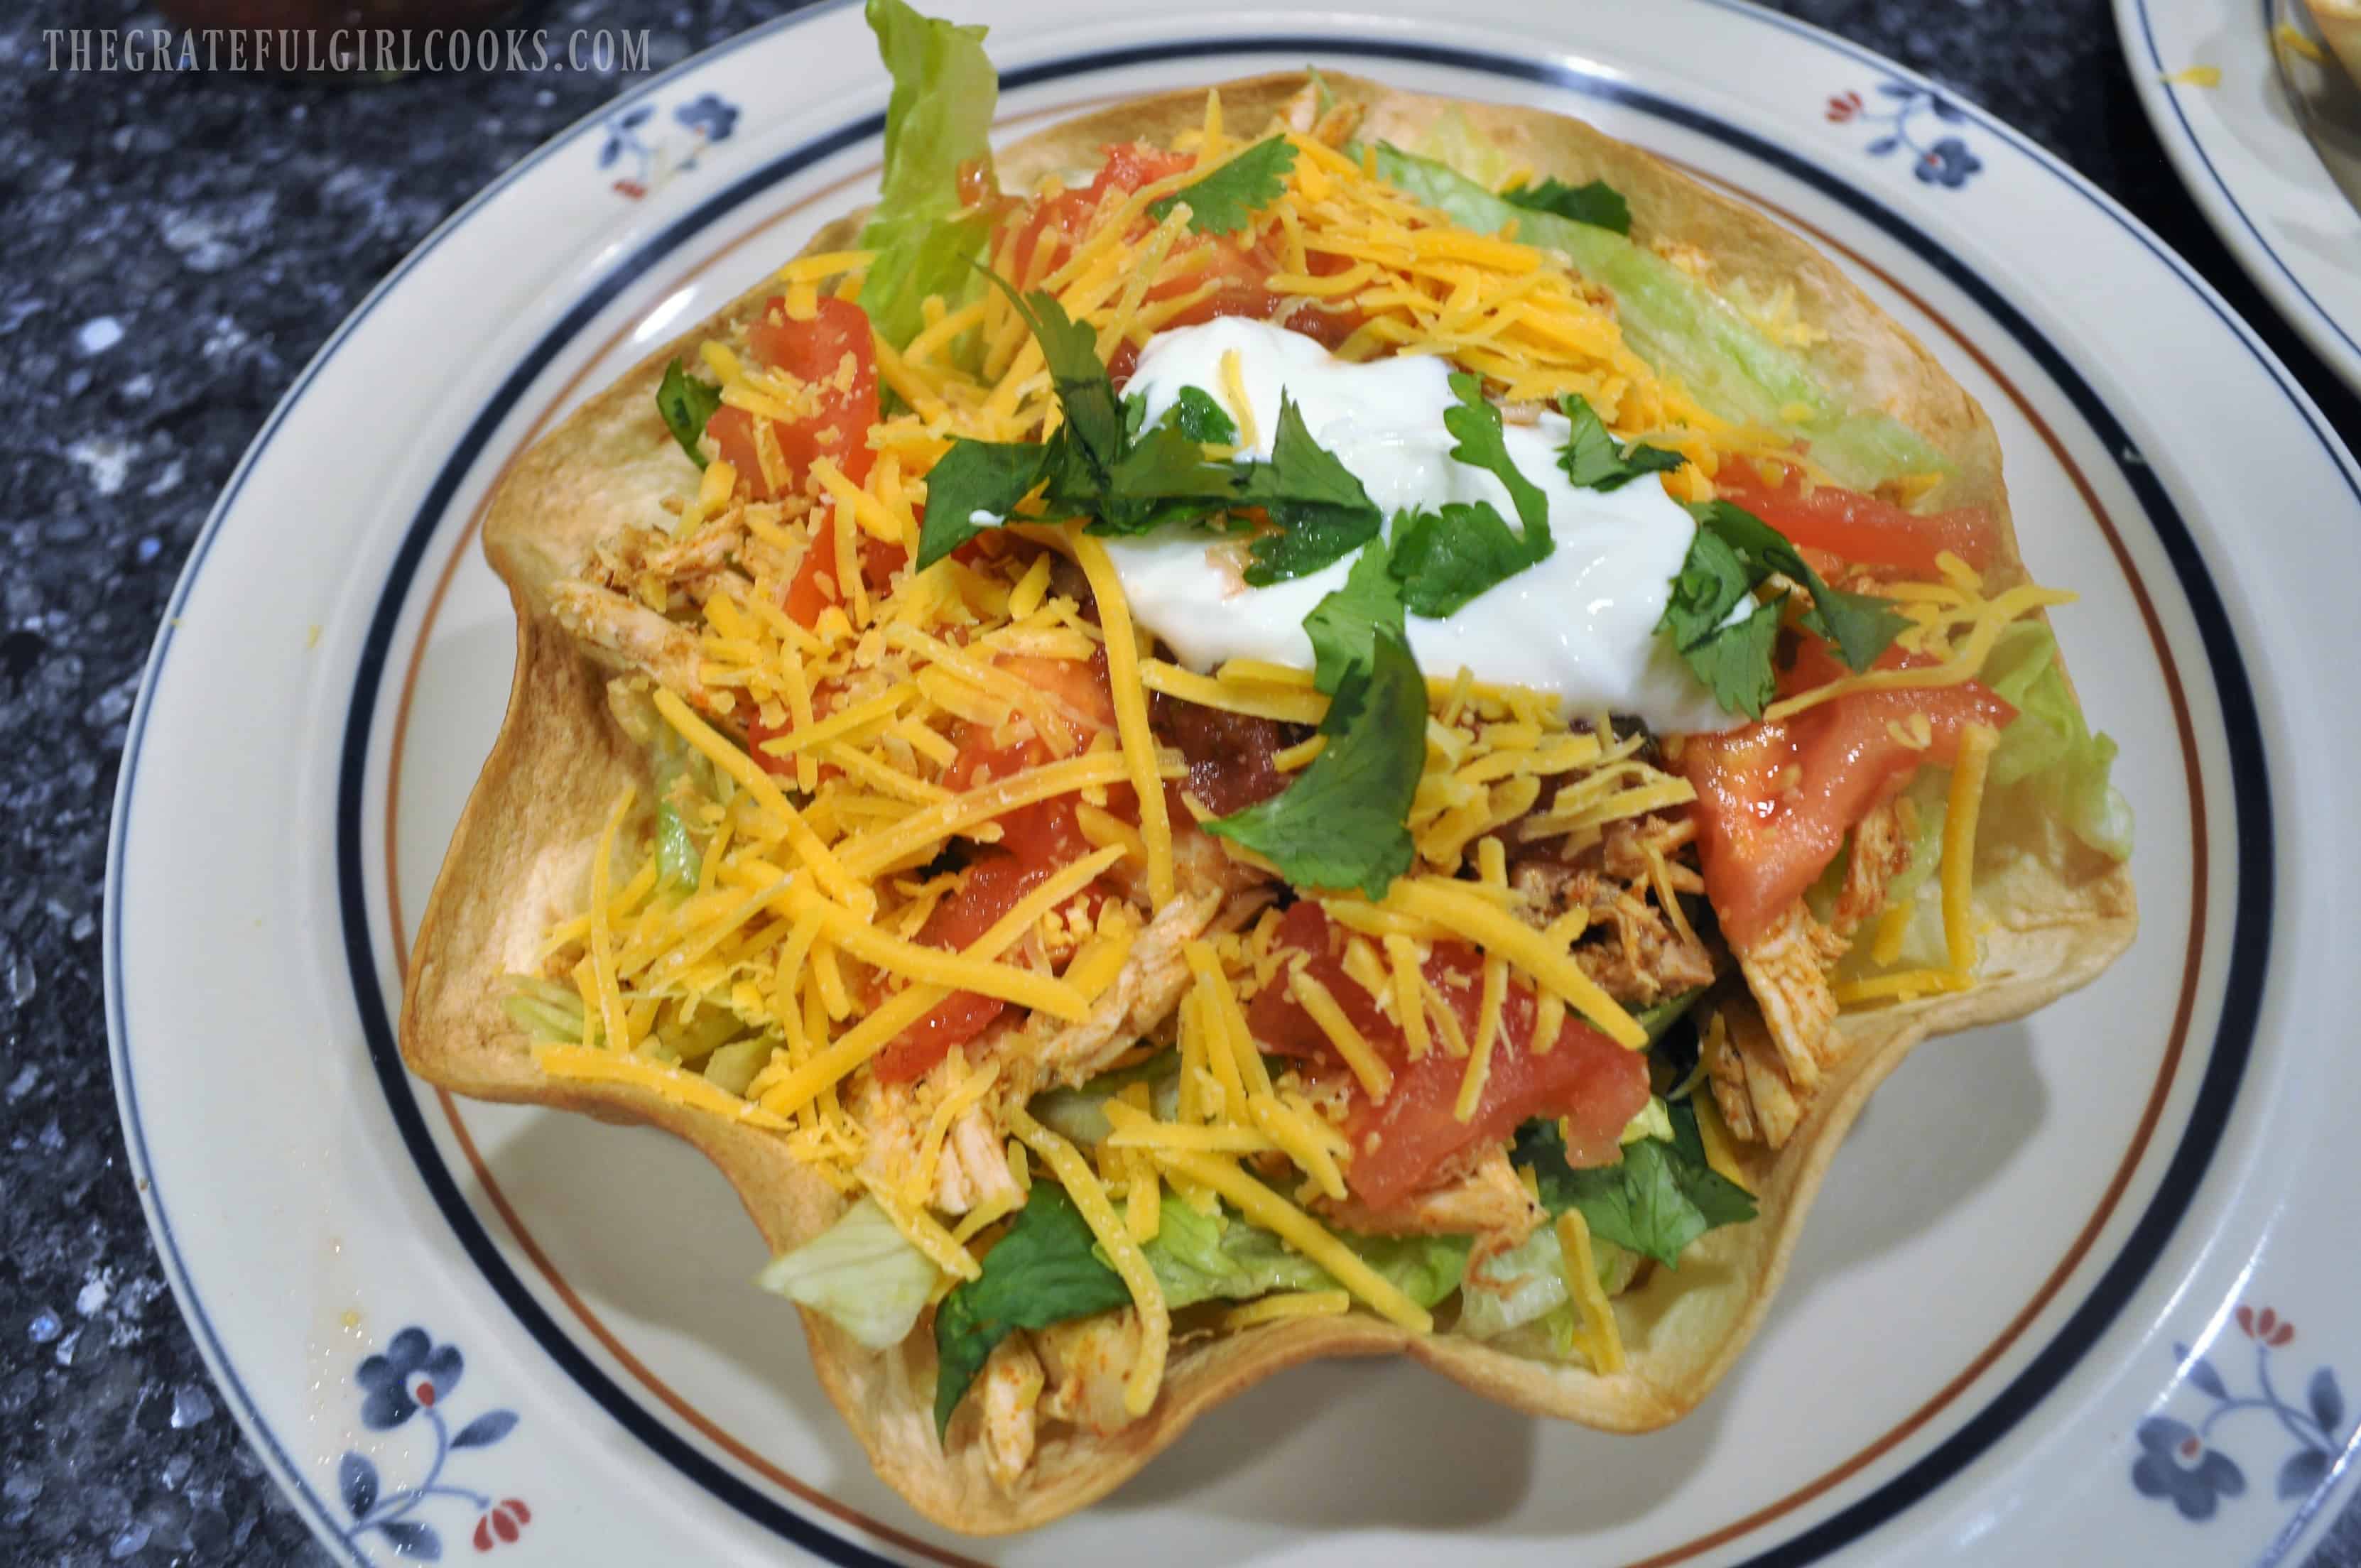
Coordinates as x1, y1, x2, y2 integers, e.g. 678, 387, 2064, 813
401, 72, 2136, 1534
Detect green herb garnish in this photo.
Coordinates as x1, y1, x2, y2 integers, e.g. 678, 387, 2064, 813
1148, 136, 1297, 236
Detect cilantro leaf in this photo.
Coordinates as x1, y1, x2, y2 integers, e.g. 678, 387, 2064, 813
1002, 283, 1125, 478
1377, 375, 1560, 614
914, 438, 1049, 567
655, 359, 722, 467
1656, 499, 1908, 717
1094, 422, 1240, 535
921, 278, 1237, 559
1688, 594, 1786, 719
932, 1184, 1130, 1438
1168, 385, 1239, 445
1207, 545, 1423, 896
1690, 500, 1909, 672
1501, 175, 1632, 236
1443, 371, 1551, 552
1148, 136, 1298, 236
1657, 523, 1782, 719
1388, 501, 1534, 618
1557, 393, 1685, 492
1237, 393, 1384, 585
1302, 534, 1408, 689
1514, 1103, 1755, 1270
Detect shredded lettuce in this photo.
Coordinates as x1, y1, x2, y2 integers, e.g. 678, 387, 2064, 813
1373, 141, 1950, 492
653, 802, 700, 886
1619, 1096, 1674, 1147
702, 1037, 771, 1096
1130, 1197, 1470, 1310
1027, 1049, 1182, 1143
856, 0, 1001, 352
1455, 1221, 1639, 1343
501, 976, 585, 1043
1980, 621, 2133, 860
1418, 107, 1519, 191
1884, 768, 1953, 910
757, 1196, 943, 1351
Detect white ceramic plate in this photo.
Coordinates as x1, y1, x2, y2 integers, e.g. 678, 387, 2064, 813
107, 2, 2361, 1563
2117, 0, 2361, 392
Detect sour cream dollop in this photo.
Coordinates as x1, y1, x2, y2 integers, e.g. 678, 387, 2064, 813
1102, 318, 1739, 735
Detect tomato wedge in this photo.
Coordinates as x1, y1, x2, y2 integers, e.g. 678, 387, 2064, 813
871, 651, 1124, 1083
707, 295, 880, 501
1249, 903, 1649, 1209
1678, 666, 2016, 949
1715, 463, 1998, 575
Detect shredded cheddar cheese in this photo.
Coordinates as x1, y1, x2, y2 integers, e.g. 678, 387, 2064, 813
506, 82, 2095, 1481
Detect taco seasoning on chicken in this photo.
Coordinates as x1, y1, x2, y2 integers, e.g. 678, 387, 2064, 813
402, 0, 2136, 1532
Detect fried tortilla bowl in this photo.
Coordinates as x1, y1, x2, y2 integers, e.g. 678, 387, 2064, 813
401, 72, 2137, 1535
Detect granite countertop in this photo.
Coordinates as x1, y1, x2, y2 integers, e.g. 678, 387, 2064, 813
3, 1, 2355, 1562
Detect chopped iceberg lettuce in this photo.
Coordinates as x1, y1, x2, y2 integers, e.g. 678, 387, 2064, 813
1373, 140, 1952, 491
756, 1196, 941, 1351
856, 0, 1002, 352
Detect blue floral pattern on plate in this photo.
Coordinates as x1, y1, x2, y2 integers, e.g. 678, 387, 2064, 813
1826, 83, 1984, 189
336, 1327, 527, 1560
2132, 1305, 2353, 1530
597, 92, 742, 200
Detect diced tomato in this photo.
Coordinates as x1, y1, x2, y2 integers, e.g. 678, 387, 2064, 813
1002, 143, 1364, 388
1006, 143, 1195, 284
1678, 667, 2016, 949
781, 532, 908, 630
1715, 464, 1998, 575
869, 849, 1048, 1082
707, 295, 880, 501
1249, 903, 1650, 1209
870, 650, 1127, 1082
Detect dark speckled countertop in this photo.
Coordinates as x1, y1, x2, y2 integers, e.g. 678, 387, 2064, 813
1, 1, 2355, 1562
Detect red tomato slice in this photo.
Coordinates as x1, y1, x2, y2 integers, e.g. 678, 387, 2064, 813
1249, 903, 1649, 1209
707, 295, 880, 501
1715, 464, 1997, 575
1678, 677, 2016, 949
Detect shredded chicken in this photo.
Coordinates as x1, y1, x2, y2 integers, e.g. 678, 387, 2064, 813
1735, 900, 1849, 1092
1511, 815, 1717, 1005
1033, 1312, 1143, 1437
976, 1336, 1043, 1491
590, 516, 751, 601
847, 1070, 1016, 1215
1832, 797, 1916, 936
1706, 1001, 1808, 1150
550, 581, 727, 719
1319, 1144, 1542, 1262
1016, 886, 1229, 1092
938, 1104, 1022, 1214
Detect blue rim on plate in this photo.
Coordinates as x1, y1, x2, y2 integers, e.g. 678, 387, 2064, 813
106, 6, 2318, 1564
